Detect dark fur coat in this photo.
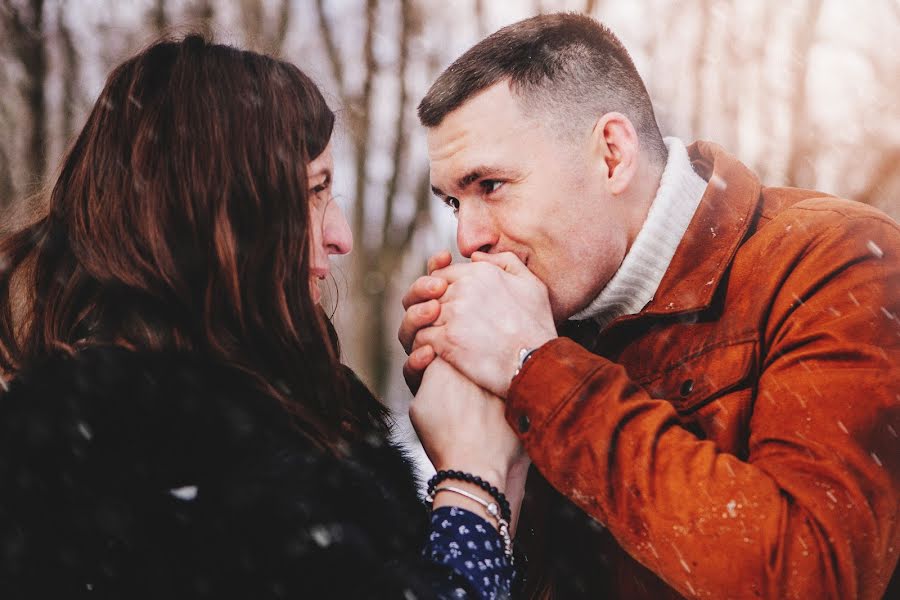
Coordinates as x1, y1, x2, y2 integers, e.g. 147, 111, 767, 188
0, 347, 440, 599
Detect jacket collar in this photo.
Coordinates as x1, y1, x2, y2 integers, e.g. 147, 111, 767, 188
628, 140, 761, 317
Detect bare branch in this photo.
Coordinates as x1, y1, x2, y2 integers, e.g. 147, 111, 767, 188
0, 69, 13, 209
57, 0, 80, 143
150, 0, 167, 33
382, 0, 412, 247
2, 0, 48, 190
690, 0, 711, 137
855, 147, 900, 206
784, 0, 825, 187
352, 0, 378, 239
185, 0, 214, 37
240, 0, 263, 47
397, 168, 433, 257
313, 0, 347, 99
273, 0, 292, 56
474, 0, 486, 37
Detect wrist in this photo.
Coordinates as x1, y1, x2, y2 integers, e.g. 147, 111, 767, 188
427, 469, 515, 558
431, 480, 499, 523
511, 336, 554, 384
432, 465, 508, 492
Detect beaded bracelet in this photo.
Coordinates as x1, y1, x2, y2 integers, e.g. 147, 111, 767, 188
426, 469, 512, 523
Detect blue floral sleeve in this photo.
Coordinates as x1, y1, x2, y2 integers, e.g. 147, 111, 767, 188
423, 506, 515, 599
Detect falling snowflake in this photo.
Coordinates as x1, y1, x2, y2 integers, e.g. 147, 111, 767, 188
76, 421, 93, 441
169, 485, 198, 501
866, 240, 884, 258
311, 525, 332, 547
709, 173, 727, 190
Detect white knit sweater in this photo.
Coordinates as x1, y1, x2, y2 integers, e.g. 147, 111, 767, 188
571, 137, 708, 329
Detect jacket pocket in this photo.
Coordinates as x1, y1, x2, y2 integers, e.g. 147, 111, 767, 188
639, 337, 758, 414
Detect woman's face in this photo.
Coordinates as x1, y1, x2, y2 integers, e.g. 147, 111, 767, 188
306, 142, 353, 304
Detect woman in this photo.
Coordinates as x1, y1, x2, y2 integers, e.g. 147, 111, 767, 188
0, 35, 525, 599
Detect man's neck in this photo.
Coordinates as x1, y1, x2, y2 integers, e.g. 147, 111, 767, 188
623, 152, 667, 254
570, 137, 707, 327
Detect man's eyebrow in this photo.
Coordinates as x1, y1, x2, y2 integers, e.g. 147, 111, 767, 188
431, 166, 517, 199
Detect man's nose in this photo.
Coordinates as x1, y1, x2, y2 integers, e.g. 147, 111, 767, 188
456, 204, 498, 258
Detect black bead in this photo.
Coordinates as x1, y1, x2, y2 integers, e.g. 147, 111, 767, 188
424, 469, 513, 521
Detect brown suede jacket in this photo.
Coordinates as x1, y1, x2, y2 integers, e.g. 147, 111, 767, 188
510, 141, 899, 599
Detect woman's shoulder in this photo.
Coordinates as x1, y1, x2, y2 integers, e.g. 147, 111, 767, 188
1, 346, 293, 458
0, 347, 431, 597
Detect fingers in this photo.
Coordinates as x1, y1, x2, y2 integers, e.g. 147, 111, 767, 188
427, 250, 453, 275
471, 251, 528, 275
403, 345, 435, 395
401, 276, 448, 310
398, 299, 441, 353
411, 325, 444, 363
429, 262, 485, 284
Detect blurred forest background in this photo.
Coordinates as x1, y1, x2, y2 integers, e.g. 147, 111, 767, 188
2, 0, 899, 452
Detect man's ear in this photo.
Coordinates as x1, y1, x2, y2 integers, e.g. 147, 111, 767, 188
589, 112, 640, 195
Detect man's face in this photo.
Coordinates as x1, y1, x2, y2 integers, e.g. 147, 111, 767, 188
427, 82, 630, 322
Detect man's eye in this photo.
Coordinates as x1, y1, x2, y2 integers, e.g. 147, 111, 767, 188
444, 197, 460, 213
481, 180, 503, 194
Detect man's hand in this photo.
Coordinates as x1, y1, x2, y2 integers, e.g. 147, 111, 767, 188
410, 251, 557, 398
399, 251, 452, 394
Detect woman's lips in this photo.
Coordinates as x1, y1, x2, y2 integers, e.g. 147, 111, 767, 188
311, 274, 327, 304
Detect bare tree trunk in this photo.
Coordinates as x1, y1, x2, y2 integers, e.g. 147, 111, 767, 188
240, 0, 291, 55
855, 147, 900, 207
151, 0, 167, 33
2, 0, 48, 193
57, 0, 79, 144
272, 0, 291, 56
186, 0, 215, 36
474, 0, 486, 37
314, 0, 347, 98
784, 0, 824, 187
314, 0, 435, 394
347, 0, 380, 388
240, 0, 263, 47
690, 0, 711, 138
0, 61, 14, 212
369, 0, 415, 392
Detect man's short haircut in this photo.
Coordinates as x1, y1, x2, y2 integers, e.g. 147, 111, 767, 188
418, 12, 667, 165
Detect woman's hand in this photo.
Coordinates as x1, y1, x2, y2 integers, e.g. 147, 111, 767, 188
410, 358, 528, 528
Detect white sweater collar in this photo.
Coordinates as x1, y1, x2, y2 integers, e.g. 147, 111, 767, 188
570, 137, 707, 328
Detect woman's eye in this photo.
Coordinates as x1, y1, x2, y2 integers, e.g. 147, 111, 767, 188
444, 197, 460, 214
311, 175, 331, 196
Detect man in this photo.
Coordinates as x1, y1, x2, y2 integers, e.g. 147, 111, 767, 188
400, 12, 899, 600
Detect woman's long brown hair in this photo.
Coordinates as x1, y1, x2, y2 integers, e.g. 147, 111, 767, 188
0, 34, 383, 449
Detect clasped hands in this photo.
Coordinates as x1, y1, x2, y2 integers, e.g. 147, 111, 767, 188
400, 250, 557, 506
